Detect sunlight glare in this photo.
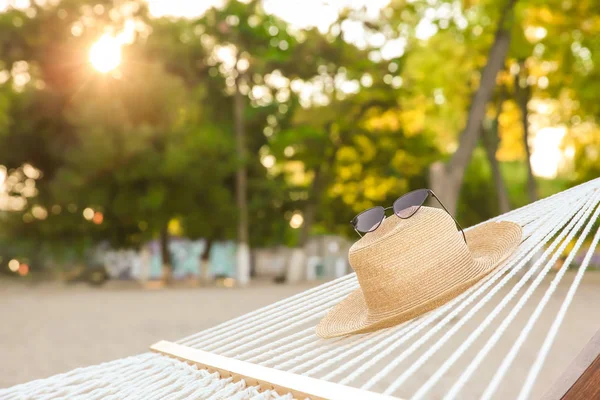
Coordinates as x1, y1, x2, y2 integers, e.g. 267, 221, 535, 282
89, 34, 122, 73
530, 127, 566, 179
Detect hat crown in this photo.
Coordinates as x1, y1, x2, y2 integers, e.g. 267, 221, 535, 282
348, 207, 472, 318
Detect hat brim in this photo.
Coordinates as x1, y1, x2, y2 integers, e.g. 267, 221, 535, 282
316, 220, 522, 338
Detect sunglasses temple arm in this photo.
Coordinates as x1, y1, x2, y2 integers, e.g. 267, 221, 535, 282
429, 191, 467, 244
353, 227, 363, 238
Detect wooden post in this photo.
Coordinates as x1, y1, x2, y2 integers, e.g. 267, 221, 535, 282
542, 328, 600, 399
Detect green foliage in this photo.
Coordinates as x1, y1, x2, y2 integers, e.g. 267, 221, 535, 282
52, 64, 236, 247
0, 0, 598, 267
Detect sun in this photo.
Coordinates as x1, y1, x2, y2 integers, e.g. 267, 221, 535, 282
89, 34, 122, 73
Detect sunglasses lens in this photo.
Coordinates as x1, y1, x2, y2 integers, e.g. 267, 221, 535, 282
394, 189, 429, 218
354, 207, 385, 233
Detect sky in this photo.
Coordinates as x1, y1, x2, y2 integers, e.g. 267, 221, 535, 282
147, 0, 390, 31
530, 127, 565, 179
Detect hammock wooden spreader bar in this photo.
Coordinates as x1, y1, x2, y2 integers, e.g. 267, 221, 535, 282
151, 340, 398, 400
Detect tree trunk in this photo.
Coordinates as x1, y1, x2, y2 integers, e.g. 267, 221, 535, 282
200, 238, 212, 284
298, 165, 322, 247
160, 225, 172, 283
483, 89, 511, 214
515, 59, 537, 202
234, 76, 250, 286
287, 143, 337, 283
286, 165, 322, 283
430, 0, 517, 213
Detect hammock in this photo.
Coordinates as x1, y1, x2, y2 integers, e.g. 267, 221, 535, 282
2, 177, 600, 400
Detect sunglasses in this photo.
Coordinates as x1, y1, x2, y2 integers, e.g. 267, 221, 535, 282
350, 188, 467, 243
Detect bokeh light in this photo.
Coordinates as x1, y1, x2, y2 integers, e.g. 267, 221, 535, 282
261, 154, 276, 169
83, 208, 94, 220
8, 259, 19, 272
223, 277, 235, 288
31, 205, 48, 220
18, 263, 29, 276
289, 212, 304, 229
92, 212, 104, 225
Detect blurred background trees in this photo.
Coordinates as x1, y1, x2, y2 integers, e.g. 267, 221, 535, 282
0, 0, 598, 281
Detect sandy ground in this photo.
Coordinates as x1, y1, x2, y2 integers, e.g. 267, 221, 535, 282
1, 272, 600, 399
0, 279, 320, 388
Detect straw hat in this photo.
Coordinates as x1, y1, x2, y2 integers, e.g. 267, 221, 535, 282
316, 206, 522, 338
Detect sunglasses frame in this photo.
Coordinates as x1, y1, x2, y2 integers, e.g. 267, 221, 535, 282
350, 189, 467, 243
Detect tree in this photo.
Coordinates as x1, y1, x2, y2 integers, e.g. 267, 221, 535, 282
144, 0, 312, 283
51, 62, 235, 278
0, 0, 150, 265
430, 0, 518, 213
482, 87, 511, 213
1, 0, 599, 281
513, 59, 537, 202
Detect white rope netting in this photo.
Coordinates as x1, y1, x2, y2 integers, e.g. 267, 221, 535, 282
2, 178, 600, 400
